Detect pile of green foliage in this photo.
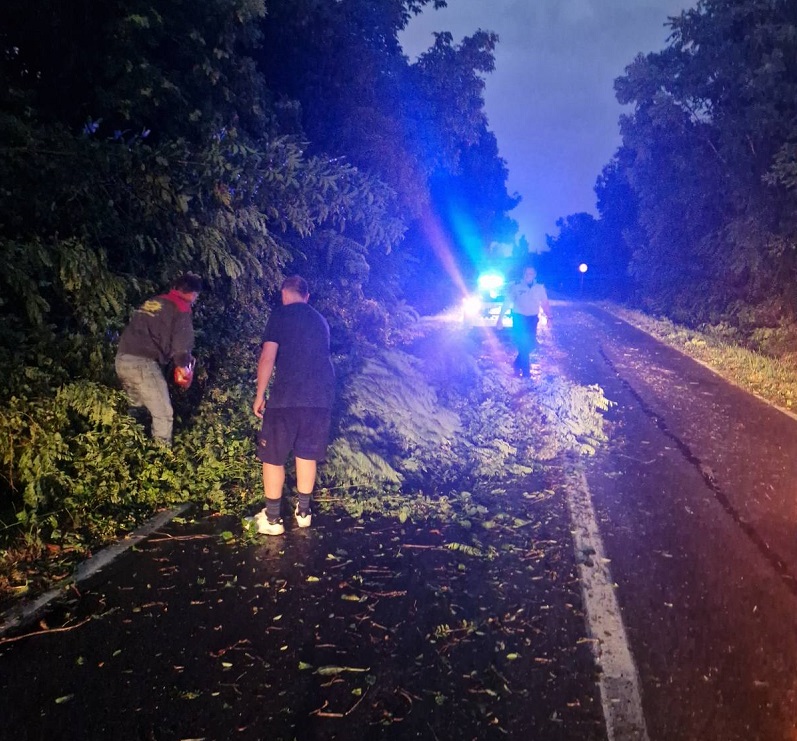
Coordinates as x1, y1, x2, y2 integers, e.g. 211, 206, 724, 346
325, 326, 610, 498
1, 317, 610, 602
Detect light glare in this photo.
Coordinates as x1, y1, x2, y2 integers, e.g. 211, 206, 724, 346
477, 272, 505, 292
462, 295, 482, 316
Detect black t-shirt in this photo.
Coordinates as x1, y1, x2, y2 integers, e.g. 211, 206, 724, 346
262, 302, 335, 408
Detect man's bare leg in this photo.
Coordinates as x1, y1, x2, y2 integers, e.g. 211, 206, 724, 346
263, 462, 285, 500
294, 456, 317, 526
295, 457, 317, 494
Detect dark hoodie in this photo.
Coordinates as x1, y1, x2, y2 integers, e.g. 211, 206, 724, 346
117, 290, 195, 367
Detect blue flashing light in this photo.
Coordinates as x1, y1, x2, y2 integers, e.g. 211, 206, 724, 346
477, 272, 505, 293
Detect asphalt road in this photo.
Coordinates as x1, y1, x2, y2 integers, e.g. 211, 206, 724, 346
4, 303, 797, 741
0, 316, 608, 741
552, 303, 797, 741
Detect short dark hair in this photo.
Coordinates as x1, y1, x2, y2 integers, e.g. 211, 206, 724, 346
281, 275, 309, 298
173, 272, 203, 293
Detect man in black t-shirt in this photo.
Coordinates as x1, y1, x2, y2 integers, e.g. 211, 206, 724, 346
251, 275, 335, 535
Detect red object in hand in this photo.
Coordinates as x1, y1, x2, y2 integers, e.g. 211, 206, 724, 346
174, 360, 195, 389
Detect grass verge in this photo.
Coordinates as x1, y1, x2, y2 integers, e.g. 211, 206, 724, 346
605, 304, 797, 414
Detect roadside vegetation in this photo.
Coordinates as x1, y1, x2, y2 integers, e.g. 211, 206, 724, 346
605, 305, 797, 414
0, 1, 526, 606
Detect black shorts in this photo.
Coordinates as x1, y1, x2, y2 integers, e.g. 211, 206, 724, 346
257, 407, 332, 465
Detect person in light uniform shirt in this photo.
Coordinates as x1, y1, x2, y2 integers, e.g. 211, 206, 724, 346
496, 265, 551, 377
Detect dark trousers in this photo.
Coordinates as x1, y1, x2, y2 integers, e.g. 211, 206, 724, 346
511, 313, 539, 375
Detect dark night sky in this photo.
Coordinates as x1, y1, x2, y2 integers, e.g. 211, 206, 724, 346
401, 0, 694, 250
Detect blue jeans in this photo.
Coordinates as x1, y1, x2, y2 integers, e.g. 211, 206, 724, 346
115, 354, 173, 445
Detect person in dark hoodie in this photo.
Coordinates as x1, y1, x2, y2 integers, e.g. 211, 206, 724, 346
115, 272, 202, 446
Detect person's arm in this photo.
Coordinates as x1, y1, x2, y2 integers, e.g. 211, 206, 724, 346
495, 288, 512, 328
253, 341, 278, 418
541, 287, 552, 320
171, 312, 195, 369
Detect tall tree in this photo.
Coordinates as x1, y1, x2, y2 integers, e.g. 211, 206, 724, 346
0, 0, 411, 398
612, 0, 797, 326
592, 150, 638, 300
258, 0, 446, 217
256, 2, 517, 312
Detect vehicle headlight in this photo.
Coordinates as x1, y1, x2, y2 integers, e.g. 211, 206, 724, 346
462, 296, 482, 316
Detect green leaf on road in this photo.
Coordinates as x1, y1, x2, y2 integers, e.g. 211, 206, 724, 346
315, 666, 369, 676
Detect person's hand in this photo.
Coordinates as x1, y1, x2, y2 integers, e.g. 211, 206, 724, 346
173, 363, 194, 389
253, 397, 266, 419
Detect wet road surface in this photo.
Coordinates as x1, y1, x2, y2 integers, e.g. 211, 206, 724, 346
5, 304, 797, 740
553, 304, 797, 741
0, 505, 607, 741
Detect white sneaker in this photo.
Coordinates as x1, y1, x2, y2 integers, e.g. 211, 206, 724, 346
253, 509, 285, 536
294, 503, 312, 528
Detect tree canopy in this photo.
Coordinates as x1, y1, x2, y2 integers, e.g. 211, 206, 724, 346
1, 0, 520, 381
544, 0, 797, 339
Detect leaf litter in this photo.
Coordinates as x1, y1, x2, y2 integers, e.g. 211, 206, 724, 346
0, 329, 609, 738
0, 481, 606, 740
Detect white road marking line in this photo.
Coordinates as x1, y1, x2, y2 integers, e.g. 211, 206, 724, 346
0, 504, 191, 637
565, 468, 650, 741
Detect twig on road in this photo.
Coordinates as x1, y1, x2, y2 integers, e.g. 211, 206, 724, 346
0, 615, 93, 645
146, 534, 214, 543
310, 689, 369, 718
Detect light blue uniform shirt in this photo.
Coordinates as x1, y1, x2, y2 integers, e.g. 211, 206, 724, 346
504, 281, 549, 317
